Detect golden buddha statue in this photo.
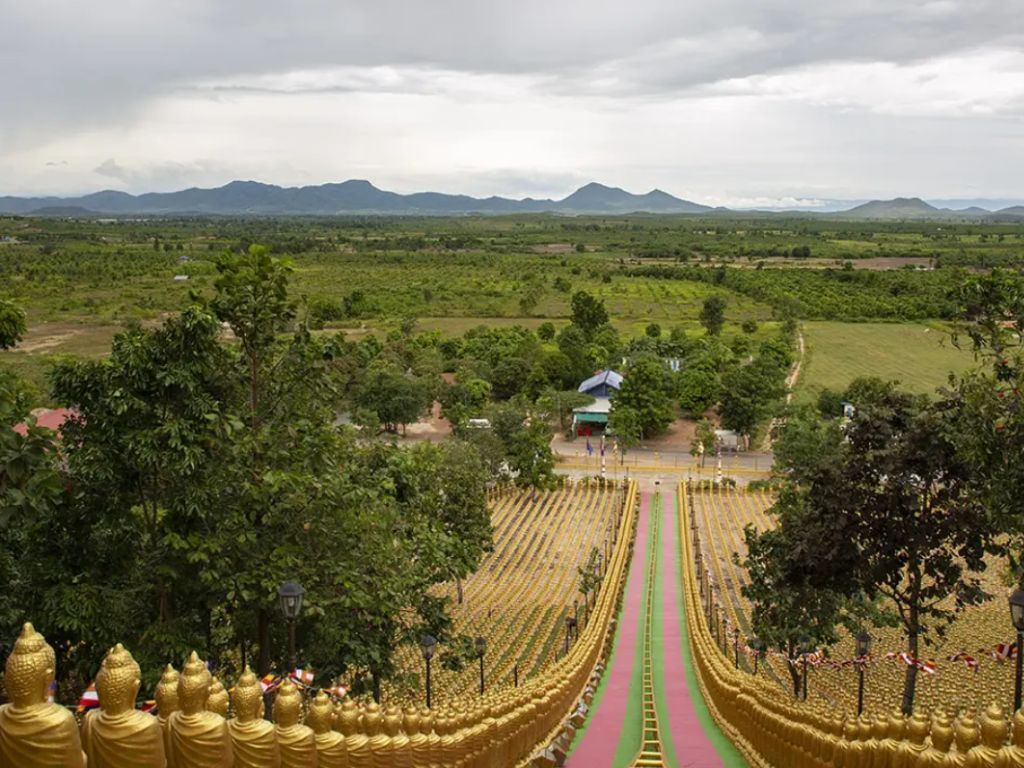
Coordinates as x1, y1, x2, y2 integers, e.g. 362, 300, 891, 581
896, 711, 932, 768
419, 708, 441, 767
362, 702, 390, 767
995, 709, 1024, 767
307, 693, 345, 767
404, 708, 429, 767
206, 678, 229, 718
918, 711, 956, 768
383, 705, 411, 768
339, 701, 370, 768
273, 681, 317, 767
81, 643, 167, 767
0, 623, 86, 768
227, 667, 280, 768
155, 663, 180, 758
167, 651, 233, 767
964, 705, 1007, 768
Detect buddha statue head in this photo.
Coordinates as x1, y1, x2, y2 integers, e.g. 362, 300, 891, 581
383, 705, 402, 737
955, 710, 981, 753
404, 707, 421, 737
980, 704, 1008, 750
177, 652, 212, 715
230, 667, 264, 723
419, 708, 434, 737
907, 711, 930, 746
931, 712, 954, 753
96, 643, 142, 716
155, 664, 180, 719
273, 680, 302, 728
337, 699, 360, 737
206, 676, 228, 717
872, 713, 888, 740
306, 693, 334, 735
5, 623, 56, 707
887, 709, 905, 740
842, 716, 858, 742
362, 702, 382, 736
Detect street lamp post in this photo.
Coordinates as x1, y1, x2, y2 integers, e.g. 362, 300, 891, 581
749, 637, 762, 674
733, 629, 740, 669
277, 581, 305, 673
475, 636, 486, 695
1009, 589, 1024, 712
855, 630, 872, 717
420, 634, 437, 710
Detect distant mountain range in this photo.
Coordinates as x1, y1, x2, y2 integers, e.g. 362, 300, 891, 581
0, 181, 1022, 219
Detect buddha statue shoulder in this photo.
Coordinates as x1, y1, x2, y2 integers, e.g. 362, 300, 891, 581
273, 680, 317, 767
0, 623, 86, 768
205, 678, 228, 718
306, 693, 345, 767
227, 667, 280, 768
155, 663, 180, 758
965, 705, 1007, 768
81, 643, 166, 768
339, 701, 370, 768
167, 651, 233, 768
995, 709, 1024, 767
895, 711, 932, 768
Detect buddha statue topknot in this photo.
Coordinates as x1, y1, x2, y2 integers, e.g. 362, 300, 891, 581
205, 677, 229, 718
227, 666, 280, 768
0, 623, 86, 767
167, 651, 233, 767
273, 680, 316, 767
81, 643, 167, 767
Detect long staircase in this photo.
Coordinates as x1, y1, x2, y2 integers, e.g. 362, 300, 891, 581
632, 502, 665, 768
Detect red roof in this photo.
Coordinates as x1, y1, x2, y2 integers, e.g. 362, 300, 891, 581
13, 408, 75, 437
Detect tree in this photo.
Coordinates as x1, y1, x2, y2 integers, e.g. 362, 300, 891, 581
690, 418, 716, 466
608, 406, 641, 463
537, 389, 594, 434
677, 355, 720, 416
752, 388, 998, 712
645, 323, 661, 339
355, 363, 433, 433
537, 322, 556, 342
0, 300, 26, 350
612, 356, 673, 438
570, 291, 609, 340
699, 295, 727, 336
489, 404, 556, 488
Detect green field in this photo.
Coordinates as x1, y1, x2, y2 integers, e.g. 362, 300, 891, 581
796, 322, 978, 402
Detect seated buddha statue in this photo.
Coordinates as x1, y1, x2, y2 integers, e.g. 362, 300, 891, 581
227, 667, 280, 768
81, 643, 167, 767
0, 622, 86, 768
306, 693, 345, 767
206, 678, 229, 718
965, 705, 1008, 768
996, 708, 1024, 768
273, 680, 317, 767
167, 651, 233, 767
155, 663, 179, 758
338, 699, 370, 768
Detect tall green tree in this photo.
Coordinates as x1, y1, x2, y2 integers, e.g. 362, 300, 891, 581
570, 290, 609, 340
699, 295, 727, 336
612, 356, 674, 437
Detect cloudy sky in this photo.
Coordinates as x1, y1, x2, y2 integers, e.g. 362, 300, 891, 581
2, 0, 1023, 207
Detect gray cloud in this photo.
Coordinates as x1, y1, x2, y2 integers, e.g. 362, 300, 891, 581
2, 0, 1023, 199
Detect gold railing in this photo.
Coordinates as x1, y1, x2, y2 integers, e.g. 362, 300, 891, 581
0, 480, 639, 768
677, 483, 1024, 767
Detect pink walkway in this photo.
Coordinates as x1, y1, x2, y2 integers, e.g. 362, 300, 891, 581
661, 493, 723, 767
568, 493, 651, 767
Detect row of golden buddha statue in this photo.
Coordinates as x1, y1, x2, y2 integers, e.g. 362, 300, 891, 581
678, 485, 1024, 768
0, 482, 638, 768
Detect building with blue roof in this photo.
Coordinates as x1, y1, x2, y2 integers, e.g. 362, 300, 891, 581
572, 369, 624, 431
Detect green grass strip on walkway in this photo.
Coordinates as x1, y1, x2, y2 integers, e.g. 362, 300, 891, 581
669, 491, 749, 768
651, 493, 681, 768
